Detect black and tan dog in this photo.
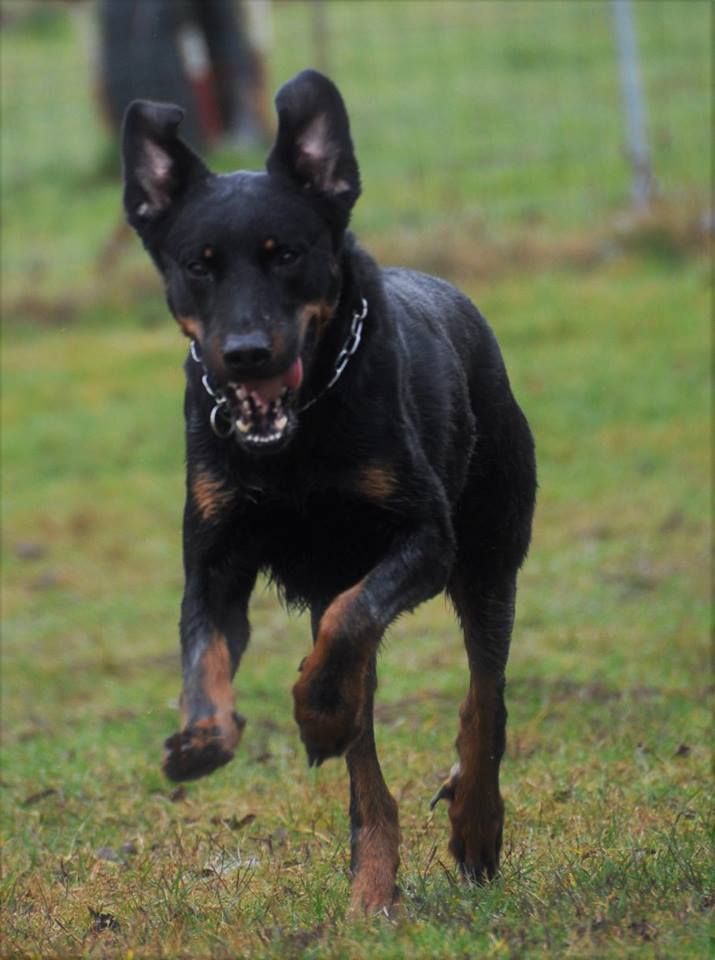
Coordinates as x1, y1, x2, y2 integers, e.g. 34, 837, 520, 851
121, 70, 536, 915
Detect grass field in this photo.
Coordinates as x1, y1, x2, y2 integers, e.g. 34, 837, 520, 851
1, 3, 712, 958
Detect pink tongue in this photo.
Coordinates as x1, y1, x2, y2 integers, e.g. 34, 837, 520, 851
283, 357, 303, 392
244, 358, 303, 411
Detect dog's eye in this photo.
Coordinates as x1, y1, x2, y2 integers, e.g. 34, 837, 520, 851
273, 246, 301, 268
186, 260, 211, 279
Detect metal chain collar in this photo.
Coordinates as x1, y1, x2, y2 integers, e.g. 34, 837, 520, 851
297, 296, 367, 414
190, 298, 368, 438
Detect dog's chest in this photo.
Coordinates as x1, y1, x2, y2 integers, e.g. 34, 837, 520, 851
243, 480, 404, 603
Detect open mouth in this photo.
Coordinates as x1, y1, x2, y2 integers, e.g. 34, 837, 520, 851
230, 357, 303, 447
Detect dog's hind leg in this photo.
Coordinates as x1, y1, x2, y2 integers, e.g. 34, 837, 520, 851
163, 568, 256, 782
438, 569, 516, 882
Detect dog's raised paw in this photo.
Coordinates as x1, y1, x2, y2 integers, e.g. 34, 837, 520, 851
292, 678, 364, 766
162, 713, 245, 782
293, 701, 361, 766
292, 651, 367, 765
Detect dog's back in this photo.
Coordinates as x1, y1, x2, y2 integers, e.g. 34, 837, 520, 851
384, 265, 536, 561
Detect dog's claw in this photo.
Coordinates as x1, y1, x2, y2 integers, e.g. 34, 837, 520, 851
347, 883, 401, 919
301, 727, 350, 767
430, 762, 461, 810
429, 782, 452, 810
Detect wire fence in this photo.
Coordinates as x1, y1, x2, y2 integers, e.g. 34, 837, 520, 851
0, 0, 711, 301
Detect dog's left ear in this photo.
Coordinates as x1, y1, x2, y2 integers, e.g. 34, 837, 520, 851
266, 70, 361, 219
122, 100, 210, 228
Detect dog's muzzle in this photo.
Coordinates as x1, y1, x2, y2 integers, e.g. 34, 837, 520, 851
190, 298, 367, 450
231, 358, 303, 446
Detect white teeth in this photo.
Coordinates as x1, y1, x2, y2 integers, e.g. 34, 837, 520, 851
244, 432, 282, 445
231, 385, 292, 446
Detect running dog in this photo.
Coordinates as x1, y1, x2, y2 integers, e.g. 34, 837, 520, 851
121, 69, 536, 915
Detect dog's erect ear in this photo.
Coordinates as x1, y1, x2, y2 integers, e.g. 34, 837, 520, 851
266, 70, 360, 216
121, 100, 210, 227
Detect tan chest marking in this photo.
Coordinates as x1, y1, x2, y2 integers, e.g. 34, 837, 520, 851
354, 465, 398, 502
191, 466, 233, 522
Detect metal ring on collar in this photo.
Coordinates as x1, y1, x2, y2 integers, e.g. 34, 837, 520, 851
210, 403, 235, 438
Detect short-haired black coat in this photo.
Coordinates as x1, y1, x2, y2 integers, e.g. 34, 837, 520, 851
122, 69, 536, 915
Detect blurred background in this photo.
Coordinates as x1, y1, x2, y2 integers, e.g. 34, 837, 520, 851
1, 3, 711, 954
1, 0, 710, 305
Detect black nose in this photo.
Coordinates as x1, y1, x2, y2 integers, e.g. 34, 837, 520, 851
222, 332, 272, 373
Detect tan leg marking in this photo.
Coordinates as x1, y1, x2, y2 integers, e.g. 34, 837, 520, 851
293, 581, 372, 763
448, 673, 504, 880
164, 632, 244, 782
347, 733, 400, 917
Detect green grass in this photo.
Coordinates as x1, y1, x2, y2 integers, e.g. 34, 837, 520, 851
1, 3, 712, 958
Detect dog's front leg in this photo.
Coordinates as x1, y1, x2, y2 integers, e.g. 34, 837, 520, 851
293, 517, 453, 762
163, 554, 257, 783
293, 518, 454, 915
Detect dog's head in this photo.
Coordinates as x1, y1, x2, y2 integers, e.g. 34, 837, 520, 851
121, 70, 360, 452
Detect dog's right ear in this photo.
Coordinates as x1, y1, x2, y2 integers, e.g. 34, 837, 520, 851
121, 100, 209, 228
